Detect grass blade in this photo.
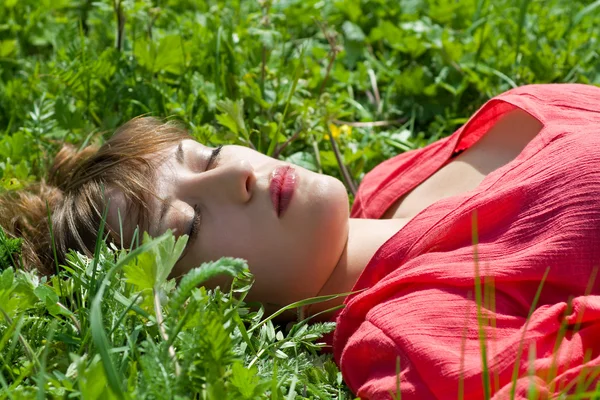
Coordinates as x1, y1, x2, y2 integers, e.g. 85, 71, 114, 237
285, 362, 299, 400
267, 45, 305, 157
564, 0, 600, 39
509, 267, 550, 400
472, 211, 490, 400
89, 186, 110, 295
459, 291, 473, 400
90, 281, 126, 399
36, 320, 57, 400
247, 290, 359, 334
514, 0, 533, 67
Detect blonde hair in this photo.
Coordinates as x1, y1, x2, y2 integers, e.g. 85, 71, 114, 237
0, 117, 191, 276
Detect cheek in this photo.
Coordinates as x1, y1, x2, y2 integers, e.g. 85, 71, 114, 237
189, 174, 349, 304
299, 175, 348, 234
196, 208, 294, 284
196, 211, 259, 263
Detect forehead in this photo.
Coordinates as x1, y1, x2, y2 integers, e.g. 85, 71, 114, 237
104, 140, 186, 247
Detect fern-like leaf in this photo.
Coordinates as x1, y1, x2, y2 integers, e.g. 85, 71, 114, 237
167, 258, 248, 318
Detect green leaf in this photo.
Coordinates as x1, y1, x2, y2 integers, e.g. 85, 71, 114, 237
123, 230, 188, 292
134, 35, 185, 74
14, 160, 30, 180
335, 0, 362, 21
154, 231, 188, 285
216, 99, 248, 140
0, 223, 22, 271
0, 268, 14, 290
284, 151, 318, 172
78, 358, 119, 400
33, 285, 58, 304
167, 257, 248, 317
0, 40, 17, 57
123, 251, 156, 291
229, 361, 262, 399
342, 21, 366, 42
215, 112, 239, 135
0, 269, 36, 320
155, 36, 186, 74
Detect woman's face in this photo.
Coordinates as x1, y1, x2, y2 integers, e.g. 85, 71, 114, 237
107, 139, 349, 306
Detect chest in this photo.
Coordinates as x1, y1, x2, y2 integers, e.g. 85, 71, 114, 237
382, 109, 543, 220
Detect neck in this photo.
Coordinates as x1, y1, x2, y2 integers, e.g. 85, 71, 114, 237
308, 217, 406, 317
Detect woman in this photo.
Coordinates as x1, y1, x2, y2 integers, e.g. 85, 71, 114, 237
3, 84, 600, 399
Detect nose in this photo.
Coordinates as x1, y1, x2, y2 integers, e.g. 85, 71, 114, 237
208, 158, 255, 203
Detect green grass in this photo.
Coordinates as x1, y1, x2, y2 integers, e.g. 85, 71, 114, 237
1, 0, 600, 398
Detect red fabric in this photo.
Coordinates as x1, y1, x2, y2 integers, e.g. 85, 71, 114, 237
334, 84, 600, 399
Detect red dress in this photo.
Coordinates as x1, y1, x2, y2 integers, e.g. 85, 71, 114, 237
334, 84, 600, 399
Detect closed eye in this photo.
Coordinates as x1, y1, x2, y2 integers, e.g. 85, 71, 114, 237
206, 145, 223, 170
177, 145, 224, 263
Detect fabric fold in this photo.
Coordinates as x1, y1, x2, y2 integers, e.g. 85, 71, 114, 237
335, 84, 600, 399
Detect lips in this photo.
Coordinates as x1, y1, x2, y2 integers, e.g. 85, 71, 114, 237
269, 166, 297, 217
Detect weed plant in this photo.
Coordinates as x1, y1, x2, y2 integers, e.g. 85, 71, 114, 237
1, 0, 600, 398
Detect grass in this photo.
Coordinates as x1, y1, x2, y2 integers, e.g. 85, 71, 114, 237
0, 0, 600, 398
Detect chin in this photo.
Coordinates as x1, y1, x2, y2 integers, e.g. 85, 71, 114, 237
311, 175, 350, 263
323, 175, 350, 215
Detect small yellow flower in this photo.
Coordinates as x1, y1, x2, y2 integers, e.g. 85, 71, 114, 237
340, 124, 352, 136
326, 123, 352, 140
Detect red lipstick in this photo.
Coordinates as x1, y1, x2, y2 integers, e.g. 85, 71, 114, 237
269, 166, 297, 217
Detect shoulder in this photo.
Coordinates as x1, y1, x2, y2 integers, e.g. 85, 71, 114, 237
497, 83, 600, 101
351, 136, 452, 218
495, 84, 600, 118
